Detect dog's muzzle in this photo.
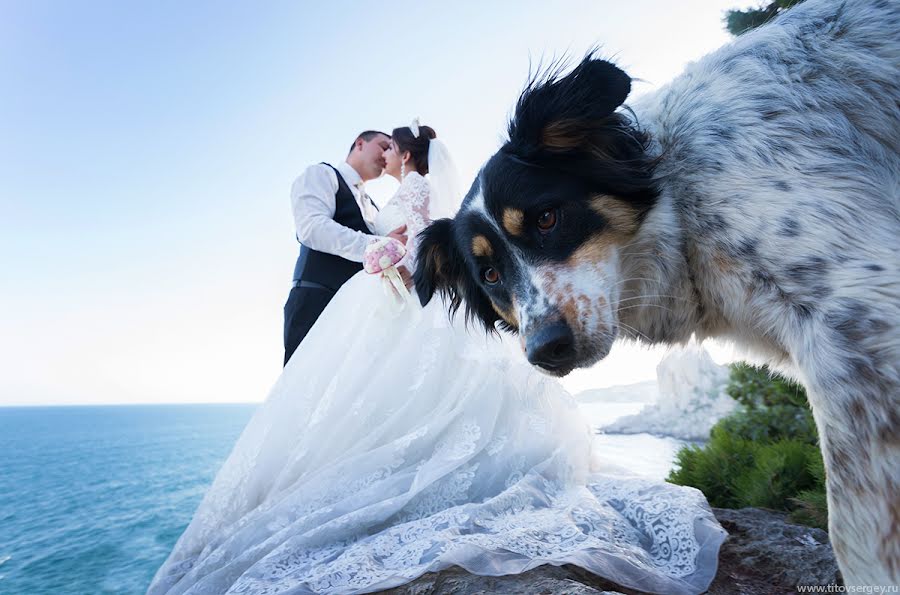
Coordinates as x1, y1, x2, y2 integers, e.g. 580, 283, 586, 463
525, 321, 577, 373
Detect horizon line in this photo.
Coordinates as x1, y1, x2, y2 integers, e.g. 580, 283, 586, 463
0, 401, 262, 409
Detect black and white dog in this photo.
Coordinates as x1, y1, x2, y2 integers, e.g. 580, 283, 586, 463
416, 0, 899, 585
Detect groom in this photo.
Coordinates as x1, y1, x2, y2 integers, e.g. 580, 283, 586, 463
284, 130, 408, 365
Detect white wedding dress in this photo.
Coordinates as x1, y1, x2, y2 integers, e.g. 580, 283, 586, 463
148, 172, 726, 595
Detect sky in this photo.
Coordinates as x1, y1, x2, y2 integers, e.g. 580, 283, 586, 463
0, 0, 747, 406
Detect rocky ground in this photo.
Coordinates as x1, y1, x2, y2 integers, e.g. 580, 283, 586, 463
385, 507, 840, 595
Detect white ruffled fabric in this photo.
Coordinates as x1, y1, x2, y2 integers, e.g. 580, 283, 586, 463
147, 174, 726, 595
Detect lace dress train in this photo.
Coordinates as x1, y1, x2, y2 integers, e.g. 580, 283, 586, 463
147, 173, 725, 595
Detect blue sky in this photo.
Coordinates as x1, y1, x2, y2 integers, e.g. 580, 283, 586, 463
1, 0, 742, 405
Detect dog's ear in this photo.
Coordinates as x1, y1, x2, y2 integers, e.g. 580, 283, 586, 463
505, 55, 655, 205
508, 56, 631, 156
415, 218, 507, 335
414, 218, 463, 309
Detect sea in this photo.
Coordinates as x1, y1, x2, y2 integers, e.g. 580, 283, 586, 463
0, 400, 688, 594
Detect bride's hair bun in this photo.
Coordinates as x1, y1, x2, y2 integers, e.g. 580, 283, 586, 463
391, 124, 437, 175
419, 126, 437, 140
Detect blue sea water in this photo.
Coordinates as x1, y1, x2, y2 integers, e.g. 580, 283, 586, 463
0, 404, 257, 595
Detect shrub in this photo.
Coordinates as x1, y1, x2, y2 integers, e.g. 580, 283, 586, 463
716, 404, 817, 445
668, 425, 757, 509
726, 362, 809, 409
732, 440, 820, 510
790, 455, 829, 530
668, 363, 828, 529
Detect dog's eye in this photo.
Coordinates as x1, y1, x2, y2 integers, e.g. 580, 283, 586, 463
482, 267, 500, 285
536, 209, 557, 232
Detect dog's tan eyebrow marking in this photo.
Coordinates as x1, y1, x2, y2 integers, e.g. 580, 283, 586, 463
502, 208, 525, 236
559, 197, 640, 266
569, 235, 617, 265
471, 234, 493, 258
589, 195, 640, 236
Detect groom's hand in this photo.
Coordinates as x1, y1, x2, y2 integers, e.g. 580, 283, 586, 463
387, 224, 408, 246
397, 265, 413, 289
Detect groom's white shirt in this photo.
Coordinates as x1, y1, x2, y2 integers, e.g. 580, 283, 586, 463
290, 161, 380, 263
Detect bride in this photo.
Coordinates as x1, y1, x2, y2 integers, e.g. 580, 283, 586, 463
147, 122, 726, 595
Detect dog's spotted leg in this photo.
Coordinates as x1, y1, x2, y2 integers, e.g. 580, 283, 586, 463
788, 313, 900, 586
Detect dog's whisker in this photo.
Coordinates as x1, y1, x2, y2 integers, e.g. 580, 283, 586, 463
617, 294, 698, 305
615, 321, 652, 343
611, 274, 687, 291
617, 251, 678, 262
611, 277, 666, 287
615, 303, 676, 314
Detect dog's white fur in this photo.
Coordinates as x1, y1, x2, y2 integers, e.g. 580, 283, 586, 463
609, 0, 899, 585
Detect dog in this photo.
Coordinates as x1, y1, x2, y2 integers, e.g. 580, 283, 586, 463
415, 0, 899, 585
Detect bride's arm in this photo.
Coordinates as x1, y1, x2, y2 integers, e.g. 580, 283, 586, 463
396, 174, 432, 271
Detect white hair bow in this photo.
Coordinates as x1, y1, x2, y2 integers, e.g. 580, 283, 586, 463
410, 117, 420, 138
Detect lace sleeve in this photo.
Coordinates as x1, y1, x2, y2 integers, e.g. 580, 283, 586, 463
396, 173, 432, 270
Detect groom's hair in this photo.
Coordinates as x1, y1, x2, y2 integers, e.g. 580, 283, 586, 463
348, 130, 390, 155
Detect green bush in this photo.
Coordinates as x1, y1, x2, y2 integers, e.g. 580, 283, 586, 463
667, 363, 829, 529
669, 425, 758, 509
725, 0, 806, 37
732, 440, 820, 510
726, 362, 809, 409
716, 404, 818, 445
790, 455, 829, 530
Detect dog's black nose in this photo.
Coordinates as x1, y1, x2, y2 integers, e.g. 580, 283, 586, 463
526, 323, 576, 371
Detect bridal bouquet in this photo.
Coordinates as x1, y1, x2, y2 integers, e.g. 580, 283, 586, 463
364, 237, 410, 310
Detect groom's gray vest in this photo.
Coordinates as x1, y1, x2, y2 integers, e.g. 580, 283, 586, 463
292, 163, 372, 291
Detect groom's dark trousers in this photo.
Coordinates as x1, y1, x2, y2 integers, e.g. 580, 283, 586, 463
283, 164, 372, 365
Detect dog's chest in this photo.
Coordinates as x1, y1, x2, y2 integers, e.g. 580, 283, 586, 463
690, 232, 816, 365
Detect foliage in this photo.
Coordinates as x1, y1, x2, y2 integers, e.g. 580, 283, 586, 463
717, 400, 818, 444
790, 455, 829, 530
732, 440, 820, 510
668, 363, 828, 529
724, 0, 806, 36
725, 362, 809, 409
669, 425, 759, 509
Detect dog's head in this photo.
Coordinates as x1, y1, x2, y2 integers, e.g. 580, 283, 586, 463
415, 56, 658, 376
